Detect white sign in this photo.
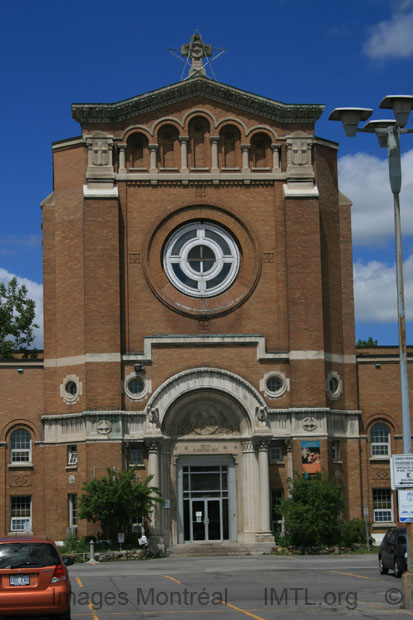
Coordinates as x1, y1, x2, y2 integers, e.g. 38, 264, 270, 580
391, 455, 413, 489
162, 499, 170, 509
398, 489, 413, 522
118, 532, 125, 543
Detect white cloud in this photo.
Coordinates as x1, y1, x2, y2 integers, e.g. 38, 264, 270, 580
338, 148, 413, 246
0, 268, 43, 349
354, 254, 413, 322
363, 4, 413, 60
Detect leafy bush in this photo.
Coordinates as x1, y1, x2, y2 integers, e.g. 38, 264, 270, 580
280, 473, 344, 547
338, 519, 371, 547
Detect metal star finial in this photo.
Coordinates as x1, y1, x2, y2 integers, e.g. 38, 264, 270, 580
168, 30, 226, 81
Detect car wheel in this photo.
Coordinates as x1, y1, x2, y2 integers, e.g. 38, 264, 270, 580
379, 556, 388, 574
394, 558, 403, 578
54, 606, 71, 620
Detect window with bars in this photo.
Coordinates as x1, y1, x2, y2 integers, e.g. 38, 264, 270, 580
11, 496, 32, 532
67, 445, 77, 466
269, 442, 283, 463
370, 423, 391, 456
10, 429, 32, 463
271, 489, 284, 535
69, 494, 78, 527
332, 441, 339, 462
129, 445, 144, 466
373, 488, 393, 522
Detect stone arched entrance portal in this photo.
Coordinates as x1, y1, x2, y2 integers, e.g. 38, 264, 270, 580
144, 368, 274, 550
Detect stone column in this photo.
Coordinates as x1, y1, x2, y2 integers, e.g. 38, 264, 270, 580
241, 144, 250, 173
149, 144, 158, 173
257, 439, 272, 533
271, 144, 281, 172
118, 144, 127, 173
160, 442, 171, 547
179, 137, 189, 173
285, 439, 293, 497
210, 136, 219, 172
241, 440, 259, 541
147, 441, 160, 533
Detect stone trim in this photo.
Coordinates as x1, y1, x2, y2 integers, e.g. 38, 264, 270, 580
72, 77, 324, 125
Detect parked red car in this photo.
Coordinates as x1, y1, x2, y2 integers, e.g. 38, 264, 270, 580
0, 536, 72, 618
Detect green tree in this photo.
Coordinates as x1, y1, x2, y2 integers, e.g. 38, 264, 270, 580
0, 277, 39, 359
356, 336, 378, 348
79, 468, 161, 540
280, 474, 344, 547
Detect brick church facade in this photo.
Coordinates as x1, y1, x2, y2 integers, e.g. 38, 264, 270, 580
0, 36, 410, 548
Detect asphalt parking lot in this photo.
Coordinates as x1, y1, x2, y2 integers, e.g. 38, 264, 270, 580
65, 553, 413, 620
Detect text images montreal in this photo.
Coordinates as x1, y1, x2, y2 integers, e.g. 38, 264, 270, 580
54, 588, 228, 610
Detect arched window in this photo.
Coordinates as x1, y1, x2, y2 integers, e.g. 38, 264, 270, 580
188, 117, 210, 169
219, 125, 241, 169
370, 422, 391, 456
158, 125, 179, 169
126, 133, 149, 170
250, 132, 271, 168
10, 428, 32, 463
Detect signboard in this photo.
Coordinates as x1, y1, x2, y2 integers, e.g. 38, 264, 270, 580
301, 440, 321, 476
391, 455, 413, 489
118, 532, 125, 543
162, 499, 170, 509
398, 489, 413, 522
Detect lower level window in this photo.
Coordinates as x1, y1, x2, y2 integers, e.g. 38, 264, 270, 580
69, 494, 78, 528
373, 488, 393, 522
11, 496, 31, 532
271, 489, 284, 535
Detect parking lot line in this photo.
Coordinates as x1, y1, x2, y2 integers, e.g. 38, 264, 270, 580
219, 601, 266, 620
329, 570, 377, 580
158, 574, 182, 584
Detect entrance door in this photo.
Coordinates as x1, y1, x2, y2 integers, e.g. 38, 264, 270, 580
190, 498, 222, 541
182, 464, 229, 542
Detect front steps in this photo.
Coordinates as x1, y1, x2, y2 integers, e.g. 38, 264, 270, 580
166, 542, 274, 557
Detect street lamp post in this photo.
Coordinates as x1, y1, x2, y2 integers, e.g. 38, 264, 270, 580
329, 96, 413, 607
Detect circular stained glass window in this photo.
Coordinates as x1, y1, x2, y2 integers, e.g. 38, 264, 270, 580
163, 222, 239, 298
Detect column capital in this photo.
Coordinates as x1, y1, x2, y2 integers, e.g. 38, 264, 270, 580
118, 143, 127, 151
210, 135, 220, 145
241, 439, 256, 454
179, 136, 189, 144
147, 440, 160, 453
241, 143, 250, 153
148, 143, 159, 151
255, 438, 271, 452
284, 438, 293, 452
271, 143, 280, 152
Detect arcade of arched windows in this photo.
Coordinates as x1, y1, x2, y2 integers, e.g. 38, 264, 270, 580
120, 124, 281, 173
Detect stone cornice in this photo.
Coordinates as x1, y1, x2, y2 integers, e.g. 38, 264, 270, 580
72, 77, 325, 126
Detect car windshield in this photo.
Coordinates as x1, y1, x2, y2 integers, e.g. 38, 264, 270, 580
0, 543, 60, 569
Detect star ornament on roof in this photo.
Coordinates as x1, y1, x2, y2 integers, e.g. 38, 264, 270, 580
169, 30, 227, 81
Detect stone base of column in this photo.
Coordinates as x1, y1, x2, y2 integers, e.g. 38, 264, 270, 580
402, 571, 413, 609
256, 531, 275, 543
148, 534, 166, 556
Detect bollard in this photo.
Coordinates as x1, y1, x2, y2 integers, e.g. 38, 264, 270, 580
87, 540, 96, 564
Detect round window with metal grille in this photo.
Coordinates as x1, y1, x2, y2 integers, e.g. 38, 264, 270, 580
163, 222, 239, 298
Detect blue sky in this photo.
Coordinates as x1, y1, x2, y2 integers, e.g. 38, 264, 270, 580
1, 0, 413, 348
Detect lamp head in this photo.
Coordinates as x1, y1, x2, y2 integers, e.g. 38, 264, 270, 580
328, 107, 373, 137
362, 119, 397, 147
380, 95, 413, 127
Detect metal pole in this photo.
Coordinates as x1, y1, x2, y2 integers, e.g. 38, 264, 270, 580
393, 191, 411, 456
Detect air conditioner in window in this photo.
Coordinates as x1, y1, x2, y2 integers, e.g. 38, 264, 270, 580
132, 523, 143, 535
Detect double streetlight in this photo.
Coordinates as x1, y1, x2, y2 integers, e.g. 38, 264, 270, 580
329, 96, 413, 456
329, 97, 413, 589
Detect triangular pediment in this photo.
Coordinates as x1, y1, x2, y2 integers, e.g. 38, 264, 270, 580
72, 76, 324, 126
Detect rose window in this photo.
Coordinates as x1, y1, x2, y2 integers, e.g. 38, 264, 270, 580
163, 222, 239, 297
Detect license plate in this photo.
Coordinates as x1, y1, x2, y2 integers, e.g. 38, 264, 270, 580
10, 575, 30, 586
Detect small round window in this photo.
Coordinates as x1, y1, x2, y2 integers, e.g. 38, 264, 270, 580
266, 376, 283, 394
128, 377, 145, 395
65, 381, 78, 397
326, 371, 342, 401
163, 222, 240, 298
263, 372, 287, 398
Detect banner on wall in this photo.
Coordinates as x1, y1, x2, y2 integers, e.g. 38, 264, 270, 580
301, 440, 321, 476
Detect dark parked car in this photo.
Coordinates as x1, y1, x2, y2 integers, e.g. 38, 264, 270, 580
379, 527, 407, 578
